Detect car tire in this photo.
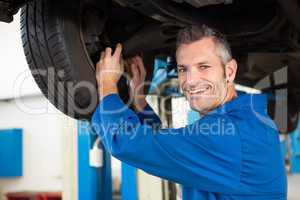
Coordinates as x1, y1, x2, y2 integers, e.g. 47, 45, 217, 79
20, 0, 154, 119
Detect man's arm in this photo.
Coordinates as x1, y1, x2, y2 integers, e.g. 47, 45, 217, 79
92, 93, 241, 194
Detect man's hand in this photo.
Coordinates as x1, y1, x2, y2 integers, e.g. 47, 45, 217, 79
96, 44, 123, 99
125, 55, 148, 112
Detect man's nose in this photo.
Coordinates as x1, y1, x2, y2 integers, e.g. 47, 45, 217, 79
186, 68, 201, 85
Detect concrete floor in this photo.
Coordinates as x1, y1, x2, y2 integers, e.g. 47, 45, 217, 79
288, 174, 300, 200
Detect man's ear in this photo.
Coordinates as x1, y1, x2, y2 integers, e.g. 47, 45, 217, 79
225, 59, 238, 84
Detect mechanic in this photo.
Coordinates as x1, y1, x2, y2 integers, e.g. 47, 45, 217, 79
91, 25, 287, 200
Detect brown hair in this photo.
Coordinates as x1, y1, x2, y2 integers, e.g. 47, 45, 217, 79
176, 24, 232, 66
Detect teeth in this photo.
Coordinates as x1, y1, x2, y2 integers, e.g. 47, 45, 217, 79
189, 86, 209, 94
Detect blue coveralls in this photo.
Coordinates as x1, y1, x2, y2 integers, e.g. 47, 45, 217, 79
91, 93, 287, 200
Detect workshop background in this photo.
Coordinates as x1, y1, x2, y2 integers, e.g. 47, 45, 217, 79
1, 12, 300, 200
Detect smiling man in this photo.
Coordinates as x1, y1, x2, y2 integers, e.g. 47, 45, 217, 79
92, 25, 287, 200
176, 28, 237, 115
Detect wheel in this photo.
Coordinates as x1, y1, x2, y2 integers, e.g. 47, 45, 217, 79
20, 0, 154, 119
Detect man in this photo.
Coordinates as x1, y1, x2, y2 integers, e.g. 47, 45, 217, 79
92, 25, 287, 199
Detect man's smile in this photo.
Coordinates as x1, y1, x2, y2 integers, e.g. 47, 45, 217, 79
184, 84, 214, 99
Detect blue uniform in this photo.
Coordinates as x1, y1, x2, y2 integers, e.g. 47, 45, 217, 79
91, 93, 287, 200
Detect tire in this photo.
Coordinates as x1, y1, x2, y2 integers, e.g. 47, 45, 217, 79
20, 0, 154, 119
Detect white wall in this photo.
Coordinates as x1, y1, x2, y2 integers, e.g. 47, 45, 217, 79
0, 11, 78, 200
0, 12, 40, 100
0, 95, 76, 199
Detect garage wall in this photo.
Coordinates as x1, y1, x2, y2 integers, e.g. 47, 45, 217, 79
0, 11, 40, 100
0, 95, 76, 199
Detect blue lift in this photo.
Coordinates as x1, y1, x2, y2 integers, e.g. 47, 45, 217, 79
77, 120, 139, 200
0, 128, 23, 177
77, 121, 112, 200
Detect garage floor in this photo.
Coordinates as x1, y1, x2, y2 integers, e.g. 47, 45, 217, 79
288, 174, 300, 199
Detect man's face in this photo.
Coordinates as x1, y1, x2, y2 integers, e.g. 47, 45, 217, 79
176, 37, 228, 114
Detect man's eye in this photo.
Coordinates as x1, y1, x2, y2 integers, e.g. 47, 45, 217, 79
199, 65, 210, 70
178, 68, 186, 73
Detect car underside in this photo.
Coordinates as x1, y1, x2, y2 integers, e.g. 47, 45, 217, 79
1, 0, 300, 132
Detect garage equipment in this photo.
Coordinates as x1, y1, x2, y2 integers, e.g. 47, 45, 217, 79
0, 128, 22, 177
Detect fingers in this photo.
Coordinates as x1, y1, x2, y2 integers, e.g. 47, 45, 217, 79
134, 56, 146, 77
99, 51, 105, 63
98, 44, 123, 67
99, 47, 112, 64
113, 43, 122, 61
130, 62, 139, 79
97, 51, 105, 73
99, 44, 123, 64
105, 47, 112, 57
96, 45, 124, 85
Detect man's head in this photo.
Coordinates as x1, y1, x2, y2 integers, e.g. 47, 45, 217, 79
176, 24, 238, 114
